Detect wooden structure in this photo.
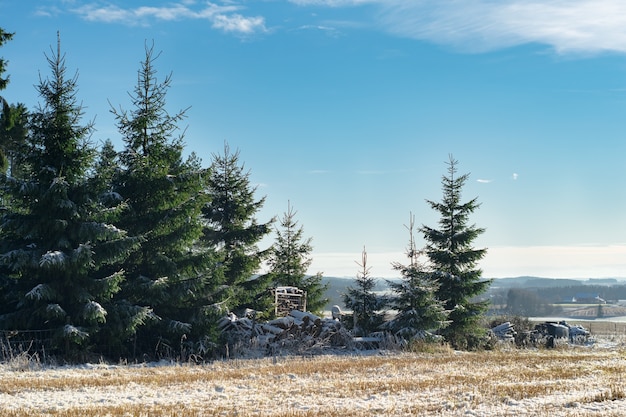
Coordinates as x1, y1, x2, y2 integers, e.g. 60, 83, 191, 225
272, 286, 307, 317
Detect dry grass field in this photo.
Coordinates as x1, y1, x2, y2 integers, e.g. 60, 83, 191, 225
1, 330, 626, 417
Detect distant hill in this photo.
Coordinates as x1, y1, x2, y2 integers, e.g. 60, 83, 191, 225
322, 275, 626, 311
322, 276, 397, 310
490, 276, 625, 289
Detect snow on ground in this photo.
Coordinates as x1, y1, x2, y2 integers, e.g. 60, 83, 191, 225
1, 337, 626, 416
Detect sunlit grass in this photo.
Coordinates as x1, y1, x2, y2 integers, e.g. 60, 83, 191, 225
1, 339, 626, 416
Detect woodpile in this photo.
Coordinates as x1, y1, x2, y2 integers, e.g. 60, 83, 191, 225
218, 310, 353, 356
490, 321, 516, 343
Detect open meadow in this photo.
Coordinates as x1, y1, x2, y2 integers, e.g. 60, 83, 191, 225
1, 322, 626, 417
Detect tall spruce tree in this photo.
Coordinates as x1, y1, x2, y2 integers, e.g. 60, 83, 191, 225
0, 27, 13, 173
266, 201, 328, 316
383, 214, 448, 341
342, 247, 386, 336
0, 35, 138, 354
0, 27, 12, 92
202, 143, 274, 315
421, 155, 490, 350
110, 44, 215, 357
0, 102, 29, 178
0, 29, 28, 178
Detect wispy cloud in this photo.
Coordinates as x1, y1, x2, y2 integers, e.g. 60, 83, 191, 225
64, 2, 267, 35
212, 13, 266, 34
477, 179, 492, 184
289, 0, 374, 6
291, 0, 626, 55
296, 24, 343, 38
356, 169, 387, 175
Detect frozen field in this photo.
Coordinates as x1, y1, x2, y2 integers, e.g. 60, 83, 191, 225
1, 335, 626, 417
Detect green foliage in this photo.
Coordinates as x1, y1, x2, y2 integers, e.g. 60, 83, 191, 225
202, 143, 274, 315
106, 44, 216, 357
384, 214, 448, 341
421, 156, 491, 350
342, 247, 386, 336
0, 35, 138, 354
266, 202, 328, 316
0, 28, 13, 91
0, 103, 29, 177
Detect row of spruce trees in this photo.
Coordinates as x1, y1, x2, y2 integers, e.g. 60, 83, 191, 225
0, 29, 492, 359
0, 31, 329, 359
343, 157, 491, 351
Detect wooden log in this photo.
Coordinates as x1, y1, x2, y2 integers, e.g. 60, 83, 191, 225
268, 316, 295, 329
259, 323, 284, 335
289, 310, 320, 322
492, 322, 513, 333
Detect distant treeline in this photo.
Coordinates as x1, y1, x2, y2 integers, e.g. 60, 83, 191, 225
534, 285, 626, 303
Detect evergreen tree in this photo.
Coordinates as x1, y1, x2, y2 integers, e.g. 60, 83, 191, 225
110, 44, 215, 357
0, 29, 28, 177
421, 155, 490, 350
0, 28, 13, 172
86, 140, 155, 356
266, 201, 328, 316
383, 214, 448, 341
0, 102, 29, 178
342, 247, 386, 336
202, 143, 274, 315
0, 28, 12, 92
0, 35, 138, 354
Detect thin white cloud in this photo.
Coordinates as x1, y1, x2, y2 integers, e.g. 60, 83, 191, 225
212, 14, 267, 34
356, 169, 386, 175
512, 173, 519, 180
66, 2, 266, 35
291, 0, 626, 55
289, 0, 374, 6
477, 179, 492, 184
297, 24, 342, 37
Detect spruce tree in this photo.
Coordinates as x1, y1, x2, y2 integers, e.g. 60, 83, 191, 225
421, 155, 490, 350
86, 140, 155, 357
383, 214, 448, 341
0, 29, 28, 178
0, 27, 12, 92
0, 102, 29, 177
202, 143, 274, 315
342, 247, 386, 336
266, 201, 328, 316
0, 35, 138, 354
0, 25, 11, 173
110, 44, 215, 357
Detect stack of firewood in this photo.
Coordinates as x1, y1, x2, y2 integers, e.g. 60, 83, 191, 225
490, 321, 516, 343
218, 310, 352, 355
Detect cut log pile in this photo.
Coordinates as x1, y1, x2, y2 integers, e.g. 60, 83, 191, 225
490, 321, 516, 343
218, 310, 353, 356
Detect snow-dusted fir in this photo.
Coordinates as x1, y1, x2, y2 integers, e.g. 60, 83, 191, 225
421, 155, 490, 350
383, 214, 448, 341
0, 35, 139, 351
202, 143, 274, 316
265, 201, 328, 316
107, 44, 215, 357
342, 247, 386, 336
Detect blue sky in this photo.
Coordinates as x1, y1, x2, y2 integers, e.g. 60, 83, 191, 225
3, 0, 626, 279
